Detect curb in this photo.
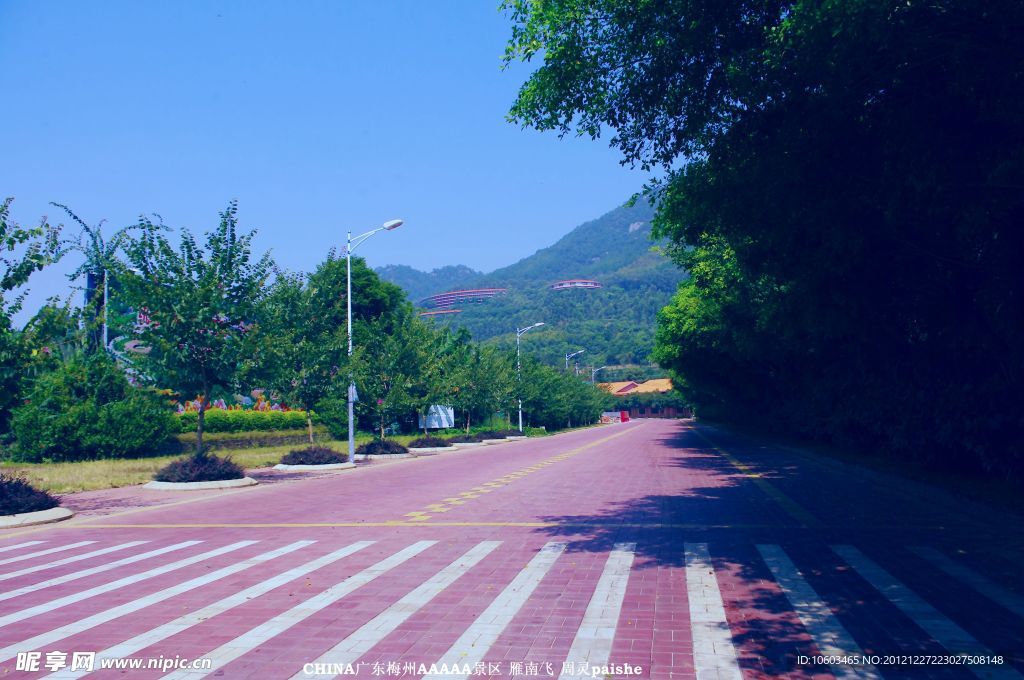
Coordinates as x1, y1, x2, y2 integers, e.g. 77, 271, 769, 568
407, 447, 455, 454
480, 439, 508, 444
143, 477, 259, 491
448, 442, 485, 447
273, 462, 355, 471
0, 506, 74, 529
353, 453, 413, 460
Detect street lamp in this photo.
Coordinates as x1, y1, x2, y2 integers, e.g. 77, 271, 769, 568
565, 349, 585, 371
516, 322, 544, 432
591, 365, 609, 383
346, 218, 405, 462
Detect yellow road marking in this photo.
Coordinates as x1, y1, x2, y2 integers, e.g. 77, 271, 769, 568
692, 429, 824, 529
64, 521, 783, 529
397, 425, 638, 519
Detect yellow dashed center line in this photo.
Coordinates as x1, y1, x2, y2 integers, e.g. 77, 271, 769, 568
400, 426, 637, 520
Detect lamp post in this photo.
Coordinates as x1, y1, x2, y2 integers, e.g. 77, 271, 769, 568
565, 349, 585, 371
591, 365, 608, 383
346, 219, 404, 462
516, 322, 544, 432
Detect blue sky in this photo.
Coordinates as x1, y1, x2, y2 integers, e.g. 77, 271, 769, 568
1, 1, 643, 322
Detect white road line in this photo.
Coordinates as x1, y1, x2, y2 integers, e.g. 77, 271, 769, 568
0, 541, 306, 664
161, 541, 438, 679
297, 541, 502, 680
685, 542, 743, 680
0, 541, 45, 554
0, 541, 148, 582
558, 543, 635, 680
0, 541, 202, 603
910, 546, 1024, 619
0, 541, 95, 567
46, 541, 374, 680
422, 541, 567, 680
832, 545, 1022, 680
757, 545, 880, 680
0, 540, 254, 630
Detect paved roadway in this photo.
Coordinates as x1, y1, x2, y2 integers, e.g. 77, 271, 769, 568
0, 420, 1021, 679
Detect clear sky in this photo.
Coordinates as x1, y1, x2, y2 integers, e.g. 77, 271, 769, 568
1, 1, 643, 322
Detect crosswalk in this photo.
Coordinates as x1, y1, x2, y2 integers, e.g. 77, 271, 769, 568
0, 538, 1019, 678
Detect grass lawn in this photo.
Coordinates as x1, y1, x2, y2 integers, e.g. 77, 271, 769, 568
0, 427, 552, 495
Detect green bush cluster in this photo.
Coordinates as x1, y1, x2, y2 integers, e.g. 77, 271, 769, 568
153, 452, 245, 482
0, 473, 60, 515
174, 409, 313, 434
280, 447, 346, 465
10, 356, 177, 463
407, 436, 452, 448
356, 440, 408, 456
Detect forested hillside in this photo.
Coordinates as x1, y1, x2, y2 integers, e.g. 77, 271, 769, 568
376, 200, 684, 369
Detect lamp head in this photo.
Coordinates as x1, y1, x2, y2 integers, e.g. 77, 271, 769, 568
383, 219, 404, 231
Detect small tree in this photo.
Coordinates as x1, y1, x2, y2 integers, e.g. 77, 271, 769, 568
0, 198, 62, 430
122, 201, 273, 456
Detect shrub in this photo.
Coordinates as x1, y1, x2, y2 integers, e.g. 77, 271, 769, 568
153, 452, 245, 482
10, 355, 177, 463
476, 430, 508, 440
447, 433, 482, 443
280, 447, 346, 465
314, 397, 349, 440
0, 474, 60, 515
355, 439, 408, 456
407, 436, 452, 448
174, 409, 311, 434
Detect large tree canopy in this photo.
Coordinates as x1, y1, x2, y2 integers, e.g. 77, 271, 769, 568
506, 0, 1024, 476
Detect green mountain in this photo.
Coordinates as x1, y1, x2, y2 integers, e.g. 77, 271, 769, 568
376, 200, 685, 369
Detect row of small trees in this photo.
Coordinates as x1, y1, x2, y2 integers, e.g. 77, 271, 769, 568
1, 199, 612, 463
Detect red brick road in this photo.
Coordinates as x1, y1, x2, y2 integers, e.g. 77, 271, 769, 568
1, 420, 1021, 679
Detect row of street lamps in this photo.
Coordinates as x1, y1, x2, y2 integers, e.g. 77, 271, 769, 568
344, 220, 610, 454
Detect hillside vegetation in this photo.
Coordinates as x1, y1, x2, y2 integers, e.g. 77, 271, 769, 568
377, 201, 684, 368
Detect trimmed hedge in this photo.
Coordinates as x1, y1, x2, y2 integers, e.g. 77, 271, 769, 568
280, 447, 346, 465
175, 409, 313, 434
0, 474, 60, 515
355, 440, 408, 456
476, 430, 508, 440
408, 436, 453, 448
153, 452, 245, 482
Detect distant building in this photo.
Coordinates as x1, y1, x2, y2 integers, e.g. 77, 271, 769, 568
598, 381, 641, 396
420, 288, 507, 309
418, 309, 463, 317
598, 378, 689, 418
550, 279, 602, 290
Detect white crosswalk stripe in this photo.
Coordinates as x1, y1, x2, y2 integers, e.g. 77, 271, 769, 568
685, 542, 743, 680
0, 539, 1019, 679
0, 541, 148, 582
0, 540, 201, 603
45, 541, 374, 680
558, 543, 635, 680
757, 544, 880, 680
161, 541, 437, 679
298, 541, 502, 680
422, 541, 567, 680
833, 545, 1023, 680
0, 541, 95, 567
0, 541, 310, 665
0, 541, 45, 554
910, 546, 1024, 619
0, 541, 253, 632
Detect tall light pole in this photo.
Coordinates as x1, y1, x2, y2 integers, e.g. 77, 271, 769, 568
516, 322, 544, 432
346, 218, 404, 462
565, 349, 585, 371
592, 365, 609, 383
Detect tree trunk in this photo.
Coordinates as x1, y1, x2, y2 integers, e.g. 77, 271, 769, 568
196, 401, 206, 457
306, 411, 314, 445
465, 412, 471, 434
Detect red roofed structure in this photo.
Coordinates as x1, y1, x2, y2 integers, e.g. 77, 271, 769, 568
550, 279, 602, 290
419, 288, 507, 309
